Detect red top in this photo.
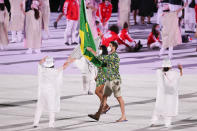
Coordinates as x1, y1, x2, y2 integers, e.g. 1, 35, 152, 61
96, 2, 112, 23
118, 29, 134, 44
63, 0, 79, 21
147, 32, 161, 46
195, 5, 197, 23
102, 30, 119, 47
97, 27, 101, 36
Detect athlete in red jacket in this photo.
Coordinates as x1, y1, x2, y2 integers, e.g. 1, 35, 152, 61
63, 0, 79, 45
118, 23, 142, 52
96, 0, 112, 34
101, 25, 119, 47
147, 24, 162, 49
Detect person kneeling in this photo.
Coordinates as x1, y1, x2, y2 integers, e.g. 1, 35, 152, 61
147, 24, 162, 50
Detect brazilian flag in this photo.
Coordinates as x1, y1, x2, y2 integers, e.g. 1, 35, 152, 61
79, 0, 102, 67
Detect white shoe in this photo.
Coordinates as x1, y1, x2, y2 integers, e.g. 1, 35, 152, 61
34, 49, 41, 54
49, 122, 55, 128
25, 49, 33, 54
10, 40, 17, 43
0, 46, 4, 50
17, 38, 23, 43
165, 124, 172, 128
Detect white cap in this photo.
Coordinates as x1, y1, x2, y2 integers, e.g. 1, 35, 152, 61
162, 58, 172, 67
43, 57, 54, 68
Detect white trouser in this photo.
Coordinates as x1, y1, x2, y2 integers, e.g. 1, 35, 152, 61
184, 6, 196, 32
33, 102, 55, 127
151, 115, 172, 127
159, 46, 173, 59
75, 57, 97, 93
150, 41, 161, 49
12, 31, 23, 42
102, 21, 109, 34
64, 19, 79, 44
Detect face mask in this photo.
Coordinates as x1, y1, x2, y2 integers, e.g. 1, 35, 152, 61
98, 50, 103, 55
105, 1, 110, 5
156, 28, 160, 31
107, 46, 112, 52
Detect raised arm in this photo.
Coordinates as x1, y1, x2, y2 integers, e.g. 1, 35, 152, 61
62, 57, 76, 70
178, 64, 183, 76
39, 56, 48, 65
21, 0, 26, 15
87, 47, 97, 56
176, 2, 188, 14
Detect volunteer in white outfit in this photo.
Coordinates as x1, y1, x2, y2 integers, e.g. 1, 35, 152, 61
33, 56, 64, 128
159, 3, 187, 59
63, 0, 79, 45
9, 0, 25, 43
41, 0, 50, 39
22, 0, 42, 54
118, 0, 131, 28
184, 0, 196, 33
150, 58, 183, 128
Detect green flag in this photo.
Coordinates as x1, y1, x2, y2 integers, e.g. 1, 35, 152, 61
79, 0, 102, 67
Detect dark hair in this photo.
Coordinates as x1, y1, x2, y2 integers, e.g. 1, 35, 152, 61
109, 24, 119, 34
100, 45, 108, 55
95, 21, 99, 25
123, 22, 128, 29
0, 3, 5, 11
34, 9, 40, 20
163, 9, 170, 12
163, 67, 170, 72
110, 41, 118, 50
152, 24, 159, 38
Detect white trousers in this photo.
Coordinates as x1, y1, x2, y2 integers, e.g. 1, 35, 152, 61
75, 57, 97, 93
159, 46, 173, 59
11, 31, 23, 42
150, 41, 161, 49
184, 6, 196, 32
33, 102, 55, 127
151, 115, 172, 127
64, 19, 79, 44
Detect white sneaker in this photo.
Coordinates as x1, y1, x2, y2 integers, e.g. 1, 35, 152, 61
49, 122, 55, 128
34, 49, 41, 54
0, 46, 4, 50
25, 49, 33, 54
165, 124, 172, 128
17, 38, 23, 43
10, 39, 17, 43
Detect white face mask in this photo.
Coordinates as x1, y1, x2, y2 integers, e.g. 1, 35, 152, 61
105, 1, 110, 5
156, 28, 160, 31
107, 46, 112, 52
98, 49, 103, 55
